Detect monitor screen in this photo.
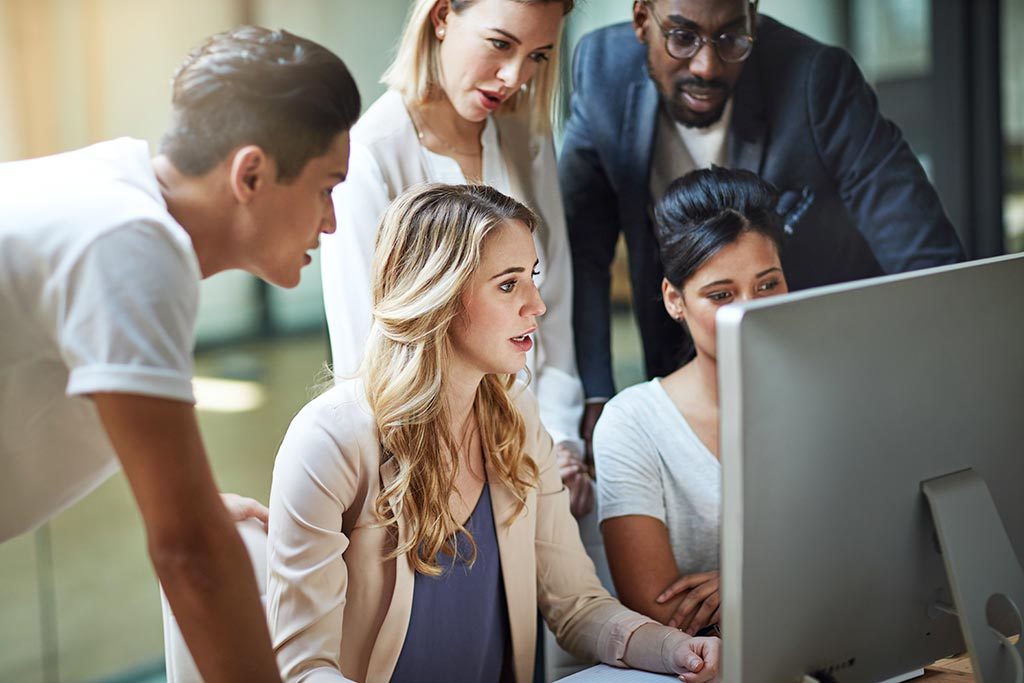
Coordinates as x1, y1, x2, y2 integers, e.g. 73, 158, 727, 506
717, 253, 1024, 682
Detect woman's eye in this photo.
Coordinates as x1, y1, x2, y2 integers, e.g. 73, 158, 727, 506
489, 38, 511, 50
529, 52, 550, 63
531, 269, 541, 278
499, 280, 517, 293
757, 279, 780, 292
707, 291, 732, 302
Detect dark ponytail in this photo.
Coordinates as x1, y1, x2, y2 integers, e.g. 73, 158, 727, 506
655, 166, 785, 288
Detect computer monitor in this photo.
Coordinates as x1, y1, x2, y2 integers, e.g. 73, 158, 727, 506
717, 253, 1024, 683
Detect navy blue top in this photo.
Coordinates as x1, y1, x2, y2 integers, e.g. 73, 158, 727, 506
391, 483, 511, 683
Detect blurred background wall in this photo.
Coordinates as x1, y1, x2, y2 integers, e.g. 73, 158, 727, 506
0, 1, 1019, 681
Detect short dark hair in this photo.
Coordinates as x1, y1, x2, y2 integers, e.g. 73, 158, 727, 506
655, 166, 785, 288
160, 26, 361, 182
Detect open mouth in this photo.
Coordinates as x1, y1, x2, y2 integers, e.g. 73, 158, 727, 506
684, 88, 717, 100
678, 86, 727, 114
511, 334, 530, 342
478, 89, 504, 111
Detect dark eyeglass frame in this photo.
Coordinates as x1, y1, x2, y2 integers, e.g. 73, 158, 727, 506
643, 0, 757, 64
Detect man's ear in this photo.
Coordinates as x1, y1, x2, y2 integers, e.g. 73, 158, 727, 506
632, 1, 649, 44
662, 277, 686, 323
229, 145, 269, 204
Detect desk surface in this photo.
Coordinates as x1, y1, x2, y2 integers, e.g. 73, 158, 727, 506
560, 654, 975, 682
921, 653, 973, 681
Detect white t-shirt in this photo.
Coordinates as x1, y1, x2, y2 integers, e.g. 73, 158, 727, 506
593, 378, 721, 576
649, 100, 733, 210
0, 137, 201, 542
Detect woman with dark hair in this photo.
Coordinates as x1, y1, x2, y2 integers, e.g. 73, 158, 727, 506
594, 167, 789, 638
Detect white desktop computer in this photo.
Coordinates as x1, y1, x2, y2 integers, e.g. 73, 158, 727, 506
717, 253, 1024, 682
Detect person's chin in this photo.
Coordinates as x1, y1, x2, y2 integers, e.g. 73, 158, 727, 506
491, 358, 527, 377
269, 266, 302, 289
455, 96, 490, 123
679, 107, 726, 129
668, 98, 727, 129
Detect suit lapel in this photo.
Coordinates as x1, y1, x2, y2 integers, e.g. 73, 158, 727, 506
728, 47, 767, 173
622, 75, 660, 229
486, 456, 536, 683
366, 456, 415, 681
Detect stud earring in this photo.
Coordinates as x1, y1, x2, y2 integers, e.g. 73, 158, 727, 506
437, 27, 446, 39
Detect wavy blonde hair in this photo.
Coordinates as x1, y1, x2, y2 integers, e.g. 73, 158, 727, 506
364, 183, 541, 576
381, 0, 573, 134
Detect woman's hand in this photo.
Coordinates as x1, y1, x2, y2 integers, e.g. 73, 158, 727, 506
657, 570, 720, 634
220, 492, 269, 530
665, 632, 721, 683
556, 441, 594, 518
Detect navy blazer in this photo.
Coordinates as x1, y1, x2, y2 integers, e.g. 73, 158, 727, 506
559, 18, 964, 399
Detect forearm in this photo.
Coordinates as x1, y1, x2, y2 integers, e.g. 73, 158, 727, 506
535, 364, 584, 447
601, 516, 682, 624
155, 502, 280, 682
618, 585, 686, 626
93, 393, 281, 682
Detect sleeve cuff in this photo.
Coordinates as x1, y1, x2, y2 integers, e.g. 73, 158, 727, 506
67, 364, 195, 404
598, 610, 658, 666
597, 505, 666, 526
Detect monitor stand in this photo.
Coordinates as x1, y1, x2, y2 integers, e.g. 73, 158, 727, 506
922, 468, 1024, 683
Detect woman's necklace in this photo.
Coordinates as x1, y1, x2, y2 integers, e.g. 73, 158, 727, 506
409, 107, 483, 158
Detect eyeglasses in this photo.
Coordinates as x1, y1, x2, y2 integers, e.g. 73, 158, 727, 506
643, 1, 756, 64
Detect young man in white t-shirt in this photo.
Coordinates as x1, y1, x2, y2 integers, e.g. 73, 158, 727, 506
0, 26, 359, 682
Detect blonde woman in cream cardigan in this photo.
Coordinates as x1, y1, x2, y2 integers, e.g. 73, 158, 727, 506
269, 184, 720, 683
320, 0, 592, 516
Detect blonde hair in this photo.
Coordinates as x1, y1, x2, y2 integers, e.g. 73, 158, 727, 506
364, 183, 541, 576
381, 0, 573, 134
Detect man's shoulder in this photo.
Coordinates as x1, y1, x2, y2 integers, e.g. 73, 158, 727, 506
573, 22, 646, 86
1, 141, 190, 281
753, 15, 846, 77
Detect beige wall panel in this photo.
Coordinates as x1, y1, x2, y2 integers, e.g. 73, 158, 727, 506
252, 0, 411, 109
92, 0, 241, 148
0, 2, 23, 160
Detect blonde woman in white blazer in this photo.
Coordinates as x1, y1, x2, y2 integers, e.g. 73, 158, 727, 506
320, 0, 592, 515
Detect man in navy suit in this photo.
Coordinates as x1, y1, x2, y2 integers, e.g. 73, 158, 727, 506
559, 0, 964, 447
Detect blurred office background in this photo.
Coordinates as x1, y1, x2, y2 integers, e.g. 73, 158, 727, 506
0, 0, 1020, 681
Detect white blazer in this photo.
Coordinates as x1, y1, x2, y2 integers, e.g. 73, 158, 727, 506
266, 379, 654, 682
321, 90, 584, 448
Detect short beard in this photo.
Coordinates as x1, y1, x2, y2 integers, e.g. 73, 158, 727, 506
646, 54, 730, 129
666, 97, 727, 129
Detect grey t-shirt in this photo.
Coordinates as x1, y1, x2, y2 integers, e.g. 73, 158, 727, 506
593, 379, 721, 576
